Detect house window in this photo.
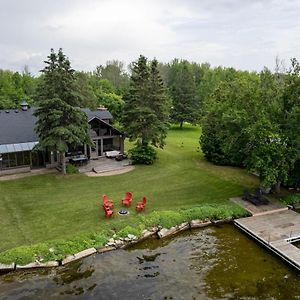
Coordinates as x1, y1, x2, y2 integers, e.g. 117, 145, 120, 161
1, 153, 9, 169
9, 153, 17, 167
24, 151, 30, 165
16, 152, 24, 166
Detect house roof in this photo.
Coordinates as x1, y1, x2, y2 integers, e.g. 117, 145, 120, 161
0, 108, 38, 145
81, 108, 113, 121
0, 107, 114, 146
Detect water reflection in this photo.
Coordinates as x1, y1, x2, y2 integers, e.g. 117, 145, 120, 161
0, 225, 299, 299
204, 225, 300, 299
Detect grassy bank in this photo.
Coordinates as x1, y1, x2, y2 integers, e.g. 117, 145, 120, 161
0, 125, 258, 263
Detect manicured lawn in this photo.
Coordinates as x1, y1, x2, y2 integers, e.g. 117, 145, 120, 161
0, 125, 258, 252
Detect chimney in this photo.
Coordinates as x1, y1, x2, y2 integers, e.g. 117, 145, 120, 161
20, 100, 28, 111
97, 106, 107, 111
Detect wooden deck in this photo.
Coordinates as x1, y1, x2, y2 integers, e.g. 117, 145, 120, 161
78, 157, 130, 174
235, 209, 300, 271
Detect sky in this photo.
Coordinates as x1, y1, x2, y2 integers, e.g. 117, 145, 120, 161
0, 0, 300, 74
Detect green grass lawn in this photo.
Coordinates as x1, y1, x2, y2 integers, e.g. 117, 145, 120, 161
0, 125, 258, 253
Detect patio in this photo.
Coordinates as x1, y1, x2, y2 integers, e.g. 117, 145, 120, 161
78, 157, 132, 174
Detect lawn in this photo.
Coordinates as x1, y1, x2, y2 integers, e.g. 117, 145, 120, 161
0, 125, 258, 253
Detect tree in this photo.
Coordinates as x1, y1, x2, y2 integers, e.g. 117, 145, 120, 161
244, 119, 293, 192
97, 92, 124, 123
123, 55, 170, 163
168, 60, 200, 128
94, 60, 129, 93
74, 71, 97, 109
200, 61, 300, 192
34, 48, 92, 174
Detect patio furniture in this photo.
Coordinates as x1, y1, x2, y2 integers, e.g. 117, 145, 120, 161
105, 150, 121, 158
122, 192, 132, 207
102, 194, 114, 209
254, 188, 269, 205
243, 188, 269, 206
102, 204, 113, 218
69, 155, 88, 166
136, 196, 147, 212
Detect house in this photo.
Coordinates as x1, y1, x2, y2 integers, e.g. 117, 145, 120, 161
0, 102, 124, 175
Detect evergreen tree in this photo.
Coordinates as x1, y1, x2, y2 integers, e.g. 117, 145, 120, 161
123, 55, 170, 163
34, 48, 92, 174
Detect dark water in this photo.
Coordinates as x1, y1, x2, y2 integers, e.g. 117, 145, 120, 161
0, 225, 299, 300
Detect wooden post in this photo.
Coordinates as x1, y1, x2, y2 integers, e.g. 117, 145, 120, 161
120, 136, 124, 153
100, 138, 103, 156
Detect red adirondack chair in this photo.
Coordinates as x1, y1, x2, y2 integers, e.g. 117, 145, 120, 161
102, 204, 113, 218
121, 191, 132, 207
136, 196, 147, 212
102, 194, 114, 209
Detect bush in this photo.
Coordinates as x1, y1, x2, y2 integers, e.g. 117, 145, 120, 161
66, 163, 78, 174
0, 231, 109, 265
129, 143, 157, 165
281, 194, 300, 205
116, 225, 144, 238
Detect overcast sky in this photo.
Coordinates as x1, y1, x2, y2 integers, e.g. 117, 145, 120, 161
0, 0, 299, 74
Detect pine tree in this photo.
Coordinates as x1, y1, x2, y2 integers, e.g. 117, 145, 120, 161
123, 55, 170, 163
34, 49, 92, 174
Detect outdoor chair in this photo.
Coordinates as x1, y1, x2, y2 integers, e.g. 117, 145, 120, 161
136, 196, 147, 212
243, 187, 268, 206
254, 188, 269, 205
102, 194, 114, 209
122, 191, 132, 207
103, 205, 113, 218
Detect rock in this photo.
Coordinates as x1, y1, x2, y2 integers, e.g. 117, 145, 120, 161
114, 240, 125, 248
124, 237, 130, 242
106, 242, 116, 247
157, 227, 178, 239
151, 226, 160, 233
293, 203, 300, 209
0, 263, 15, 272
62, 255, 76, 266
108, 238, 115, 243
97, 246, 116, 254
62, 248, 97, 265
16, 261, 59, 269
177, 222, 190, 232
190, 220, 212, 228
211, 218, 233, 225
140, 230, 154, 240
127, 234, 137, 240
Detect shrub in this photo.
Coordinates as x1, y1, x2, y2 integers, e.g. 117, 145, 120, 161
66, 163, 78, 174
116, 225, 144, 238
129, 143, 157, 165
281, 194, 300, 205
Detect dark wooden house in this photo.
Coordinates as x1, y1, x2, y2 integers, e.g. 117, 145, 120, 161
0, 104, 124, 175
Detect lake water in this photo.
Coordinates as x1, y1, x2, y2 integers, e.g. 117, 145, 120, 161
0, 224, 299, 299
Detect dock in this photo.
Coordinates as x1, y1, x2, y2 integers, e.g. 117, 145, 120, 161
235, 209, 300, 271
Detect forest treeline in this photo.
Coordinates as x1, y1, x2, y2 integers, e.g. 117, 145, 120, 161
0, 57, 299, 189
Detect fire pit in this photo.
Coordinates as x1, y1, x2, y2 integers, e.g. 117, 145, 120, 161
118, 209, 129, 216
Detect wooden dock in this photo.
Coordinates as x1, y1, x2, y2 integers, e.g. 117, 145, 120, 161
234, 209, 300, 271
